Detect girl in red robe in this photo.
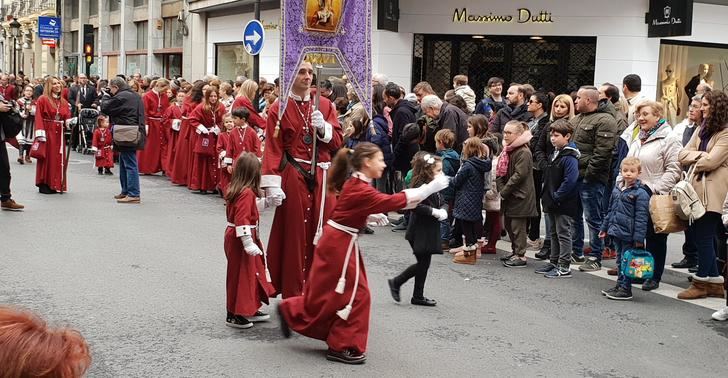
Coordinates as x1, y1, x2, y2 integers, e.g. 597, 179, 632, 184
189, 88, 226, 193
92, 116, 114, 175
232, 80, 267, 132
216, 115, 234, 195
277, 142, 449, 364
163, 91, 186, 175
34, 76, 72, 194
169, 82, 204, 186
137, 79, 170, 175
223, 152, 276, 329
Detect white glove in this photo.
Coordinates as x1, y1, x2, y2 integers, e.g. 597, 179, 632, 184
240, 235, 263, 256
264, 187, 286, 205
403, 174, 450, 204
255, 197, 280, 212
431, 208, 448, 221
311, 110, 325, 131
211, 126, 221, 135
196, 125, 209, 134
366, 213, 389, 226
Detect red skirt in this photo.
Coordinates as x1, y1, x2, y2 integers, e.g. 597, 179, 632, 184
35, 120, 67, 192
137, 118, 164, 174
188, 133, 218, 191
169, 119, 192, 185
95, 148, 114, 168
224, 227, 275, 316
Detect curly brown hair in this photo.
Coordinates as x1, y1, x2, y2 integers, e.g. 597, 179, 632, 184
702, 90, 728, 135
410, 151, 442, 188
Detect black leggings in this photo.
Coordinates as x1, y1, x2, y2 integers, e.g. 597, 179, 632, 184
393, 252, 432, 299
456, 219, 480, 246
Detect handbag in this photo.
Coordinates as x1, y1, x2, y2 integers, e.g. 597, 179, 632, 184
0, 105, 23, 140
193, 133, 216, 157
649, 194, 687, 233
671, 164, 707, 224
621, 248, 655, 280
113, 125, 142, 147
29, 139, 46, 160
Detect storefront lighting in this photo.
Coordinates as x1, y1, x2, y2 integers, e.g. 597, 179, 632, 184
472, 35, 485, 39
530, 36, 543, 40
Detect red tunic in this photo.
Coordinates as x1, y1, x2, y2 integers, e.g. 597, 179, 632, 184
188, 102, 226, 191
280, 177, 407, 354
137, 90, 170, 174
162, 103, 184, 174
34, 95, 71, 192
2, 85, 16, 101
216, 131, 231, 193
92, 128, 114, 168
224, 188, 276, 316
232, 96, 267, 131
168, 99, 200, 185
219, 125, 262, 195
262, 95, 343, 298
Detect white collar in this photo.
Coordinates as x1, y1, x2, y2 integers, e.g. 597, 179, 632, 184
352, 171, 372, 183
289, 91, 311, 102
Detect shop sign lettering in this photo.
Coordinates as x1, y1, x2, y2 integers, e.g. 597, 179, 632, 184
452, 8, 554, 24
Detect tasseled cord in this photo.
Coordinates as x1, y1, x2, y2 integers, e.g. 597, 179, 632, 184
336, 241, 360, 321
262, 243, 272, 283
312, 163, 331, 246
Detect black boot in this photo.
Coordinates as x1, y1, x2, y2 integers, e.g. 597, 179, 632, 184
535, 239, 551, 260
671, 258, 697, 269
98, 167, 104, 175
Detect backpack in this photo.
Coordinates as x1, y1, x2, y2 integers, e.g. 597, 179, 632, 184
671, 164, 706, 225
621, 248, 654, 280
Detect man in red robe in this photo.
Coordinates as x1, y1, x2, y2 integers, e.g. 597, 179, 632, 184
262, 61, 343, 298
138, 79, 170, 174
0, 74, 16, 101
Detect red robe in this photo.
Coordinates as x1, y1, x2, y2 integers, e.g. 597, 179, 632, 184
168, 99, 200, 185
162, 103, 184, 174
224, 188, 276, 316
219, 125, 262, 194
92, 127, 114, 168
137, 90, 170, 174
34, 95, 72, 192
188, 102, 226, 191
216, 131, 231, 193
262, 95, 343, 298
280, 177, 407, 354
232, 96, 267, 131
2, 85, 16, 101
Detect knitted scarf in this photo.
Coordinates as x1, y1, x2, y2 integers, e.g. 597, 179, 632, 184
496, 130, 532, 177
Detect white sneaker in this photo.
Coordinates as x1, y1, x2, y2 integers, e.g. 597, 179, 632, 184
712, 307, 728, 321
526, 238, 543, 251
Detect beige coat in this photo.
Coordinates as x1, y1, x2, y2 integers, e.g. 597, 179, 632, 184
620, 123, 682, 195
678, 127, 728, 214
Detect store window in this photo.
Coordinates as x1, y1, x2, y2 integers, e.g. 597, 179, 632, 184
108, 0, 120, 12
126, 55, 147, 76
69, 31, 79, 53
658, 40, 728, 126
163, 54, 183, 78
136, 22, 148, 50
89, 0, 98, 16
71, 1, 80, 19
163, 18, 183, 48
215, 43, 252, 81
111, 25, 121, 50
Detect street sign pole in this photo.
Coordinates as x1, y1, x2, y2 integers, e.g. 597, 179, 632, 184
253, 0, 260, 83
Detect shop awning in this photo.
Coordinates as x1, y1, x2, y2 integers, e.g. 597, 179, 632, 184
189, 0, 279, 14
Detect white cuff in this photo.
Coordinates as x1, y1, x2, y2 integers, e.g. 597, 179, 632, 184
35, 129, 46, 138
234, 225, 255, 238
223, 157, 233, 165
317, 121, 333, 143
196, 125, 206, 134
261, 174, 281, 188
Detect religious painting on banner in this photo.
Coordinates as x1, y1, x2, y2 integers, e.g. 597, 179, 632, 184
279, 0, 371, 127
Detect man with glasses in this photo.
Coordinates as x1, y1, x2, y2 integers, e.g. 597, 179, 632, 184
476, 77, 506, 117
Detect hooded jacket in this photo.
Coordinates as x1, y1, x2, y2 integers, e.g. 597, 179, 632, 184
451, 156, 491, 221
489, 102, 532, 135
571, 100, 618, 184
454, 85, 476, 114
367, 114, 393, 164
601, 179, 650, 244
390, 99, 419, 148
541, 142, 581, 217
436, 148, 460, 202
393, 122, 421, 172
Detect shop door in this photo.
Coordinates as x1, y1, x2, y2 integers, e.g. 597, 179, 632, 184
412, 35, 596, 98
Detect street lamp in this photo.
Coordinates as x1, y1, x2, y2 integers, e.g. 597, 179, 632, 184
9, 18, 21, 76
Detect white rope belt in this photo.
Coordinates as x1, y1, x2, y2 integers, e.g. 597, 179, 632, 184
227, 222, 271, 282
327, 219, 360, 321
292, 158, 332, 246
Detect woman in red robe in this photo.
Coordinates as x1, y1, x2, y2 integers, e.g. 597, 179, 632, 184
188, 88, 226, 193
232, 79, 267, 132
137, 79, 170, 175
163, 91, 185, 175
278, 143, 448, 364
34, 76, 72, 194
169, 82, 204, 186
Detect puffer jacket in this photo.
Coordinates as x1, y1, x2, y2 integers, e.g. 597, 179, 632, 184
393, 122, 420, 172
454, 85, 476, 114
489, 103, 532, 135
541, 143, 581, 217
601, 180, 650, 244
571, 100, 618, 184
367, 115, 393, 164
620, 122, 682, 195
483, 155, 501, 211
528, 114, 550, 170
451, 156, 491, 221
436, 148, 460, 202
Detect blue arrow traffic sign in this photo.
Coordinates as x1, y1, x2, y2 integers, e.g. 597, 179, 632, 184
243, 20, 265, 56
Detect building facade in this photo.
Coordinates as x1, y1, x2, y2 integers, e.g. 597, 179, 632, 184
1, 0, 59, 78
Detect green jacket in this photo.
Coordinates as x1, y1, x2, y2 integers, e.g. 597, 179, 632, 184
571, 101, 618, 184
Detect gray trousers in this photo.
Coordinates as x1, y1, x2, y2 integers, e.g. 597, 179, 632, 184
504, 216, 529, 257
548, 213, 573, 267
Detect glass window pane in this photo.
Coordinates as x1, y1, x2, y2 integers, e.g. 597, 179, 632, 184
111, 25, 120, 51
215, 44, 253, 82
126, 55, 147, 76
108, 0, 119, 12
89, 0, 98, 16
163, 18, 182, 48
134, 0, 148, 6
136, 22, 148, 50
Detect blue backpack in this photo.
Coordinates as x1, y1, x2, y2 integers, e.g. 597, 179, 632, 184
621, 249, 655, 280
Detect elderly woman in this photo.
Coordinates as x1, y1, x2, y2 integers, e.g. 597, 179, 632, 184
677, 90, 728, 303
620, 101, 682, 291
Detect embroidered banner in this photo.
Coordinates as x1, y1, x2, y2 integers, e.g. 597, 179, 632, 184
279, 0, 372, 118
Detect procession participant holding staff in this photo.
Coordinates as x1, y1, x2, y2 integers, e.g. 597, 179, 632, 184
138, 79, 170, 175
261, 61, 343, 298
34, 76, 72, 194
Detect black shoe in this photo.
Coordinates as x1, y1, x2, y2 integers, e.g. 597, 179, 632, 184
387, 278, 400, 303
688, 265, 699, 274
225, 314, 253, 329
411, 297, 437, 306
534, 263, 556, 274
326, 349, 366, 364
606, 286, 633, 300
276, 305, 291, 338
98, 168, 104, 175
499, 252, 515, 262
601, 284, 620, 296
503, 256, 527, 268
245, 311, 270, 322
105, 169, 113, 175
672, 258, 698, 269
391, 216, 404, 226
360, 226, 374, 235
641, 279, 659, 291
38, 185, 57, 194
391, 223, 407, 232
535, 247, 550, 260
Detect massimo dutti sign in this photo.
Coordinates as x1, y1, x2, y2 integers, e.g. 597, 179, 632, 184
646, 0, 693, 37
452, 8, 554, 24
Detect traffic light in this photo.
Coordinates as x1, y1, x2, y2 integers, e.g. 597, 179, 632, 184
83, 24, 94, 64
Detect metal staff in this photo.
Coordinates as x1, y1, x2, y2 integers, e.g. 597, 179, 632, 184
310, 64, 324, 178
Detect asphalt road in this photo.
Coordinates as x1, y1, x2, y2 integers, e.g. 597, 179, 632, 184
1, 147, 726, 377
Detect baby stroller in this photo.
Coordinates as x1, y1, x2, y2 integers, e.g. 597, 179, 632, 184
76, 108, 100, 154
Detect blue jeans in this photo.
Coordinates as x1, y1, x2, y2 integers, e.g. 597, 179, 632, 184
572, 179, 605, 260
613, 238, 633, 290
119, 151, 140, 197
440, 202, 452, 242
692, 212, 722, 278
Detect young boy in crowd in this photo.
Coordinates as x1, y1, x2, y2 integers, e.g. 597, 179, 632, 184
536, 119, 580, 278
599, 157, 650, 301
434, 129, 460, 250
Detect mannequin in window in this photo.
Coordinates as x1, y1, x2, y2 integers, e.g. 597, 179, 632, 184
684, 63, 714, 99
661, 64, 681, 125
